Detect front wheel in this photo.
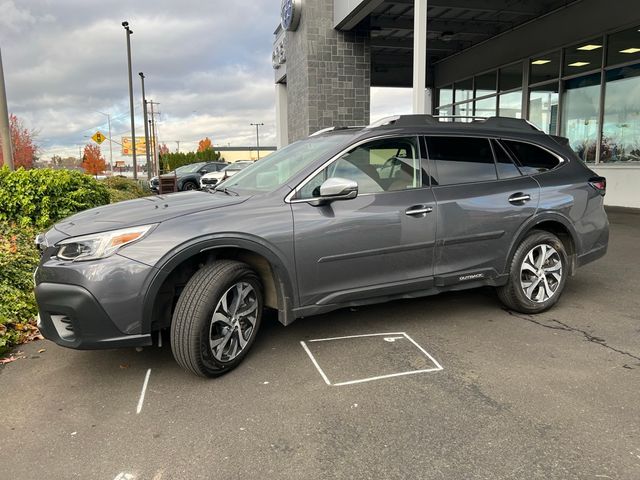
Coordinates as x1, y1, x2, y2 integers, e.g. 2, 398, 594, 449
170, 261, 263, 377
497, 231, 568, 314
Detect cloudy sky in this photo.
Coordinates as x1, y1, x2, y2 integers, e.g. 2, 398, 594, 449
0, 0, 412, 164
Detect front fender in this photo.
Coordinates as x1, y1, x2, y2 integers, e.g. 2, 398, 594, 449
139, 234, 298, 332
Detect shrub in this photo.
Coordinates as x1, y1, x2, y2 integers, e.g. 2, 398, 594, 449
0, 167, 110, 229
102, 176, 152, 203
0, 222, 40, 355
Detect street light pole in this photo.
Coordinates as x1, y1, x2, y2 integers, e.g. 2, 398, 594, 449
0, 48, 14, 170
97, 111, 113, 173
250, 122, 264, 160
122, 21, 137, 179
139, 72, 151, 180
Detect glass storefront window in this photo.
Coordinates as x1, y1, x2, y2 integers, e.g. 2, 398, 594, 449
437, 106, 452, 121
439, 86, 453, 107
475, 71, 497, 97
607, 25, 640, 66
499, 62, 523, 91
601, 64, 640, 162
563, 38, 603, 76
498, 91, 522, 118
530, 50, 560, 85
454, 78, 473, 103
561, 73, 601, 162
475, 96, 497, 118
528, 83, 559, 134
454, 102, 473, 121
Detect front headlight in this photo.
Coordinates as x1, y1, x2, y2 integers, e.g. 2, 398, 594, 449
56, 224, 157, 262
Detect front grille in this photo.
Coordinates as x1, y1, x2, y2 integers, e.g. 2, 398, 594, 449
202, 178, 218, 185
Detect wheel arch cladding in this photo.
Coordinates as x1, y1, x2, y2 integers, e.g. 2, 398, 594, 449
141, 238, 296, 332
505, 213, 578, 276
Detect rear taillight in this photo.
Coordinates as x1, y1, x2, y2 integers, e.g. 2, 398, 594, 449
589, 176, 606, 195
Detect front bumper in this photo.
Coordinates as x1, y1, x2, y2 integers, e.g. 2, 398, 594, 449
34, 253, 156, 350
36, 282, 152, 349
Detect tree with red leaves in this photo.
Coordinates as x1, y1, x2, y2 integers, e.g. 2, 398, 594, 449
159, 143, 170, 156
81, 144, 106, 176
197, 137, 213, 152
0, 114, 37, 169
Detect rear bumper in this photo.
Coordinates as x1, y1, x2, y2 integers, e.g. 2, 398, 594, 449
35, 282, 152, 350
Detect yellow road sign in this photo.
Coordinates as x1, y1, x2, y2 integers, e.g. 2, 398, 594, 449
122, 137, 155, 156
92, 131, 106, 144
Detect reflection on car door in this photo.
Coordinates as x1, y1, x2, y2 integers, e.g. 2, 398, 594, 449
427, 136, 540, 280
291, 136, 438, 306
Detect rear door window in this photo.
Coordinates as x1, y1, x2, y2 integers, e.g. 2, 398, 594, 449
501, 140, 561, 174
491, 139, 522, 179
426, 136, 497, 185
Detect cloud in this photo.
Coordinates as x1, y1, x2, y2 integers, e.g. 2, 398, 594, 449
0, 0, 281, 162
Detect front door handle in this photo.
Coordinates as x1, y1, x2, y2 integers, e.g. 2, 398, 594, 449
508, 193, 531, 204
405, 205, 433, 216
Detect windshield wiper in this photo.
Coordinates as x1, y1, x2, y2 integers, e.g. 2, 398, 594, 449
214, 186, 239, 196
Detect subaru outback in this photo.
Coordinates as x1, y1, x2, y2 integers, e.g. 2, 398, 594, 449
34, 115, 609, 377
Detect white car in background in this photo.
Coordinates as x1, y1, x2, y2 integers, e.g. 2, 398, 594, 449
200, 161, 254, 190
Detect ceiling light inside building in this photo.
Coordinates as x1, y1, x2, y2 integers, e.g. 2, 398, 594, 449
619, 47, 640, 54
577, 44, 602, 51
568, 61, 590, 67
531, 59, 551, 65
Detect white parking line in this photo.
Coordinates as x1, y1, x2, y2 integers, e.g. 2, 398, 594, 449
301, 332, 443, 386
136, 369, 151, 414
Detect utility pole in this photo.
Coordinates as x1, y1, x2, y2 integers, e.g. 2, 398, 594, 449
0, 48, 14, 170
122, 21, 137, 179
139, 72, 151, 179
97, 111, 113, 172
175, 140, 180, 153
148, 100, 160, 176
250, 122, 264, 160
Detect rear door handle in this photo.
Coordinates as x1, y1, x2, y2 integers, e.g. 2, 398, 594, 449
405, 205, 433, 216
508, 193, 531, 204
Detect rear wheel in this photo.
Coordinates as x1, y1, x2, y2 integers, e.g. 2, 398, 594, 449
497, 231, 568, 314
170, 261, 263, 377
182, 180, 198, 191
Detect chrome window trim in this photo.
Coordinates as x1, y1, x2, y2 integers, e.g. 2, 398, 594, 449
284, 134, 422, 204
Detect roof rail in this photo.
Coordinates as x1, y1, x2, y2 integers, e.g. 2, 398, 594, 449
309, 126, 364, 137
367, 114, 542, 133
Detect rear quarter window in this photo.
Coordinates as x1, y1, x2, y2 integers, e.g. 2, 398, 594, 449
501, 140, 561, 174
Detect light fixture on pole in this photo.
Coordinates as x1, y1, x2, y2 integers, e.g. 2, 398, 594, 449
139, 72, 152, 180
250, 122, 264, 160
122, 21, 137, 179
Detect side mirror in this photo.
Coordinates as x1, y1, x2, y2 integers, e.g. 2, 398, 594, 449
309, 177, 358, 206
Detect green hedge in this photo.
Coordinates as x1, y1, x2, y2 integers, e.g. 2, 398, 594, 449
102, 176, 152, 203
0, 167, 110, 229
0, 222, 40, 355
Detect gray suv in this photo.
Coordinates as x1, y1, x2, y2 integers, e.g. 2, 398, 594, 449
34, 115, 609, 377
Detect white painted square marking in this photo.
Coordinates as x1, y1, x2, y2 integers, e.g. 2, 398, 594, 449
300, 332, 443, 386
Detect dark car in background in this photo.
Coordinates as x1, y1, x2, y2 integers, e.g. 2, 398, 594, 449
149, 161, 227, 192
35, 115, 608, 378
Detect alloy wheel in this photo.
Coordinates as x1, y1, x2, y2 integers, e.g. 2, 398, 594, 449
519, 243, 563, 303
209, 282, 258, 362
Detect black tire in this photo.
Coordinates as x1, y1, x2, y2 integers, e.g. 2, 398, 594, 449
181, 180, 198, 191
170, 260, 263, 377
497, 231, 568, 314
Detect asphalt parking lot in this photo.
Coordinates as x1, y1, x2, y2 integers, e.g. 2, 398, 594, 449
2, 210, 639, 480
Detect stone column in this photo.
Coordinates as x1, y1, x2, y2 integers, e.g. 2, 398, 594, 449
284, 0, 370, 143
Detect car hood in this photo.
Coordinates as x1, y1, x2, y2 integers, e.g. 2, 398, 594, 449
53, 191, 248, 237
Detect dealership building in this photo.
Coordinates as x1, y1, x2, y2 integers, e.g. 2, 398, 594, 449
273, 0, 640, 207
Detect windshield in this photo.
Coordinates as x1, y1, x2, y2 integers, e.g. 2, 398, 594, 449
176, 162, 206, 174
222, 134, 356, 194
